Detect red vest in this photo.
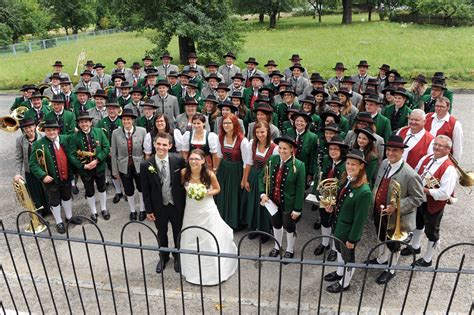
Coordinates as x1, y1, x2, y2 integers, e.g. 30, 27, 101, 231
54, 145, 69, 181
272, 165, 284, 206
417, 155, 453, 214
252, 142, 276, 170
220, 136, 243, 162
374, 178, 391, 213
399, 127, 434, 169
425, 113, 457, 139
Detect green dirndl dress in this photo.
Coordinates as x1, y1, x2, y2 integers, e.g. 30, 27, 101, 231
215, 137, 245, 229
241, 143, 276, 233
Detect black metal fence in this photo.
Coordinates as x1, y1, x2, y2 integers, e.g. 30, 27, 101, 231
1, 211, 473, 314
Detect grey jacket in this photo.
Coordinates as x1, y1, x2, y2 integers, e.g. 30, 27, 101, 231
350, 91, 363, 109
372, 159, 424, 232
43, 72, 71, 84
87, 107, 108, 127
218, 65, 241, 85
111, 126, 147, 176
247, 122, 280, 141
326, 76, 344, 92
183, 64, 206, 78
149, 94, 180, 125
124, 101, 144, 118
200, 86, 218, 100
156, 64, 179, 78
351, 74, 373, 93
110, 68, 133, 77
241, 69, 265, 86
288, 76, 310, 96
42, 86, 62, 99
74, 81, 102, 95
92, 74, 112, 88
16, 132, 43, 175
125, 73, 146, 85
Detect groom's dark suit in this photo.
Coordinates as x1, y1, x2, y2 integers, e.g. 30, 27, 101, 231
140, 153, 186, 258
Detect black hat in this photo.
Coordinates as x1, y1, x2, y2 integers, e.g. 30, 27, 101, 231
327, 97, 344, 107
52, 61, 64, 67
204, 94, 218, 104
253, 103, 274, 114
355, 112, 374, 124
77, 112, 94, 121
326, 135, 349, 149
381, 86, 394, 95
119, 81, 132, 89
51, 94, 65, 103
80, 70, 93, 77
289, 54, 302, 61
130, 87, 144, 95
333, 62, 347, 70
382, 135, 408, 149
131, 62, 142, 69
167, 71, 179, 78
187, 67, 199, 73
256, 95, 271, 104
204, 73, 221, 82
244, 57, 259, 65
93, 63, 105, 69
309, 72, 326, 84
412, 74, 427, 84
145, 70, 160, 78
20, 84, 38, 91
160, 53, 173, 60
431, 79, 447, 90
336, 87, 352, 98
217, 99, 237, 112
114, 57, 126, 65
20, 119, 36, 128
320, 111, 341, 124
106, 102, 121, 108
362, 87, 378, 96
357, 60, 370, 67
93, 89, 108, 99
392, 87, 409, 98
215, 83, 230, 91
121, 108, 138, 119
310, 87, 329, 98
223, 52, 237, 59
258, 86, 274, 94
178, 71, 192, 79
364, 93, 382, 104
142, 99, 158, 108
43, 120, 61, 129
184, 97, 199, 107
432, 72, 447, 81
354, 127, 377, 142
111, 72, 126, 81
274, 134, 297, 148
346, 149, 367, 164
49, 73, 61, 80
230, 91, 243, 99
321, 122, 340, 133
249, 73, 265, 82
268, 70, 284, 78
75, 87, 91, 96
29, 91, 43, 99
393, 76, 407, 85
301, 95, 316, 105
292, 110, 311, 124
205, 61, 220, 68
264, 60, 278, 67
279, 87, 297, 97
289, 63, 305, 72
378, 64, 390, 71
155, 79, 171, 88
187, 52, 198, 59
342, 76, 356, 84
85, 60, 94, 67
367, 78, 379, 86
231, 73, 245, 81
185, 81, 198, 89
142, 55, 154, 61
279, 81, 290, 88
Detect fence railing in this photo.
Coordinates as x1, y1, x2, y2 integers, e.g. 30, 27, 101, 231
0, 29, 124, 57
1, 211, 473, 314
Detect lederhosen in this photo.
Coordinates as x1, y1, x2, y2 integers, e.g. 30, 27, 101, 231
24, 135, 49, 215
79, 131, 106, 198
44, 140, 72, 207
269, 159, 296, 233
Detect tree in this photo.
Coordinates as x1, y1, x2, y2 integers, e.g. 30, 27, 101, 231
417, 0, 473, 23
232, 0, 298, 29
116, 0, 243, 64
41, 0, 97, 34
342, 0, 352, 24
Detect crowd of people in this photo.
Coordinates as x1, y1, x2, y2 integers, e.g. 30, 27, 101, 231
11, 52, 463, 290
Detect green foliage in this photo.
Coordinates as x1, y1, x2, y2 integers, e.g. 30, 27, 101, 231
41, 0, 97, 34
416, 0, 473, 20
0, 23, 13, 45
232, 0, 301, 28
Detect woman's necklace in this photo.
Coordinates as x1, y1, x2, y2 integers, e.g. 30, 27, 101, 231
191, 174, 201, 179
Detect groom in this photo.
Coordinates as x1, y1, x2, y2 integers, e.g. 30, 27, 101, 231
140, 132, 186, 273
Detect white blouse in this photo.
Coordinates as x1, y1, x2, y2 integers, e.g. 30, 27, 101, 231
244, 139, 279, 166
216, 136, 251, 165
143, 129, 183, 154
180, 130, 219, 153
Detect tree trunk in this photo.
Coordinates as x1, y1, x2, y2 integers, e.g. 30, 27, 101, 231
342, 0, 352, 24
73, 28, 78, 35
368, 8, 372, 21
318, 10, 322, 23
313, 9, 316, 19
178, 36, 196, 65
318, 3, 322, 23
269, 13, 277, 29
259, 13, 264, 23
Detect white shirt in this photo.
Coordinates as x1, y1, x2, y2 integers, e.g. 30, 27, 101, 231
124, 126, 134, 138
216, 136, 251, 165
244, 139, 279, 166
397, 128, 433, 162
155, 154, 169, 172
180, 130, 218, 153
415, 154, 458, 201
143, 129, 183, 155
386, 158, 403, 178
428, 113, 463, 160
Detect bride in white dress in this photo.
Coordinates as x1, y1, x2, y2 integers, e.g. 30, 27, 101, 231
179, 149, 238, 285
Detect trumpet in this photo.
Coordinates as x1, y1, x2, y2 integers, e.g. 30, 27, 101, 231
13, 178, 48, 233
317, 178, 339, 207
265, 160, 272, 196
36, 145, 48, 176
74, 49, 86, 76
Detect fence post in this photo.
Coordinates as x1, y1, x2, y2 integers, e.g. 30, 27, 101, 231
12, 44, 16, 56
28, 42, 32, 53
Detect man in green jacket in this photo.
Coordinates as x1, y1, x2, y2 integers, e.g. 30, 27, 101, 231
44, 94, 76, 136
382, 87, 412, 133
10, 84, 35, 112
364, 93, 392, 141
29, 120, 82, 234
69, 112, 111, 222
23, 92, 51, 125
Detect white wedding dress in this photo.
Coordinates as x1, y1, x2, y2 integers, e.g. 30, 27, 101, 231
180, 183, 238, 285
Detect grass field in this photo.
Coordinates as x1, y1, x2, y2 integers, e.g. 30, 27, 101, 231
1, 14, 473, 90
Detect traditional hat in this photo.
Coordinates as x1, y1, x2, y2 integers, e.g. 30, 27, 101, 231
29, 91, 43, 99
185, 81, 198, 89
118, 81, 132, 89
300, 95, 316, 105
431, 79, 447, 90
333, 62, 347, 70
364, 93, 382, 104
249, 73, 265, 82
354, 127, 377, 142
320, 122, 340, 133
43, 120, 61, 129
76, 112, 94, 121
93, 63, 105, 69
217, 99, 237, 112
412, 74, 427, 84
311, 87, 329, 98
75, 87, 91, 96
204, 73, 221, 82
111, 72, 126, 81
278, 81, 290, 88
320, 111, 341, 124
155, 79, 171, 88
292, 110, 311, 124
386, 69, 401, 78
289, 63, 305, 72
121, 108, 138, 119
20, 84, 37, 91
326, 135, 349, 149
268, 70, 284, 78
49, 73, 61, 80
341, 76, 356, 84
432, 72, 447, 81
393, 76, 407, 85
279, 87, 297, 96
51, 94, 65, 103
309, 72, 326, 84
160, 53, 173, 60
367, 78, 379, 86
142, 99, 158, 108
231, 73, 244, 81
114, 57, 126, 65
223, 52, 237, 59
178, 71, 192, 79
327, 97, 344, 107
274, 134, 297, 147
187, 52, 198, 59
215, 83, 230, 91
85, 60, 94, 67
392, 87, 409, 98
382, 135, 408, 149
264, 60, 278, 67
130, 87, 144, 95
166, 71, 179, 78
258, 86, 274, 94
362, 87, 378, 96
253, 103, 274, 113
336, 87, 352, 98
346, 149, 367, 164
142, 55, 155, 61
230, 91, 243, 99
205, 61, 220, 68
256, 95, 271, 104
52, 61, 64, 67
19, 119, 36, 128
356, 60, 370, 67
183, 97, 199, 107
381, 86, 394, 95
80, 70, 93, 77
106, 102, 121, 108
144, 70, 159, 78
131, 62, 142, 69
289, 54, 302, 61
244, 57, 259, 65
355, 112, 374, 124
204, 94, 218, 104
378, 64, 390, 71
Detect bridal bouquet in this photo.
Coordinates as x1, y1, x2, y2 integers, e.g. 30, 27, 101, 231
187, 183, 208, 201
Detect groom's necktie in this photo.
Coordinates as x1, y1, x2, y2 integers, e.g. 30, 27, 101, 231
160, 160, 173, 205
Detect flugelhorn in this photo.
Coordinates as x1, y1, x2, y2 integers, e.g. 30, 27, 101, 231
378, 180, 408, 242
36, 145, 48, 176
317, 178, 339, 207
13, 178, 47, 233
74, 49, 86, 76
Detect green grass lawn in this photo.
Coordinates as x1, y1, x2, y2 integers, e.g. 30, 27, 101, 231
1, 14, 473, 90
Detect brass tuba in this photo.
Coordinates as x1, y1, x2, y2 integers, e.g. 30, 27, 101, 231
13, 178, 47, 233
0, 116, 19, 132
317, 178, 339, 207
386, 180, 408, 242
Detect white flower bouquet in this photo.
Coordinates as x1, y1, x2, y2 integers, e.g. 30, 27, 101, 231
187, 183, 208, 201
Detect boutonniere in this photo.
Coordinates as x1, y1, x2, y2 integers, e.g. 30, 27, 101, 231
95, 140, 100, 146
148, 164, 157, 174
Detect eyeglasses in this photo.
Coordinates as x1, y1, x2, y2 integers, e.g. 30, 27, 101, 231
188, 158, 202, 161
222, 122, 233, 125
433, 142, 449, 148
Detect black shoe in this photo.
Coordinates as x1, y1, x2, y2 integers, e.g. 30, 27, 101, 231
156, 257, 170, 273
413, 258, 432, 267
324, 271, 343, 282
327, 250, 337, 262
101, 210, 110, 220
401, 245, 421, 256
65, 217, 82, 225
376, 271, 396, 285
326, 282, 349, 293
282, 251, 294, 265
138, 211, 146, 221
174, 257, 181, 273
260, 235, 269, 244
248, 232, 259, 240
112, 193, 122, 204
364, 257, 387, 265
56, 223, 66, 234
90, 214, 98, 223
129, 212, 137, 221
313, 244, 330, 256
313, 220, 321, 230
269, 248, 280, 257
72, 186, 79, 195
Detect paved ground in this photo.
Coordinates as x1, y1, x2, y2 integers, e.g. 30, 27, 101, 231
0, 95, 473, 314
